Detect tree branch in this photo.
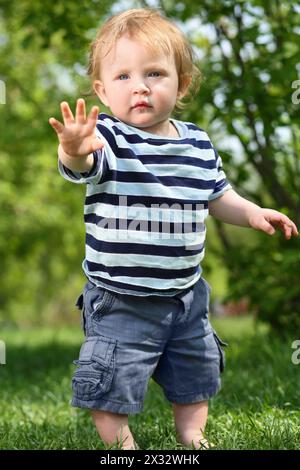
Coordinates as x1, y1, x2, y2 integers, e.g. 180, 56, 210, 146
215, 14, 296, 212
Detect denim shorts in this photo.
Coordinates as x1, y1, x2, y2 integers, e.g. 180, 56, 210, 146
71, 277, 227, 414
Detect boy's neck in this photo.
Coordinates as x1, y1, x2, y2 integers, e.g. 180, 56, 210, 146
168, 121, 180, 138
138, 119, 179, 138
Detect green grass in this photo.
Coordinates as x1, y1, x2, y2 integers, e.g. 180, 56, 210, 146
0, 316, 299, 450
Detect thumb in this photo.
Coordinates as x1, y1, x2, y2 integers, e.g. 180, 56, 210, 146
258, 218, 276, 235
91, 137, 104, 152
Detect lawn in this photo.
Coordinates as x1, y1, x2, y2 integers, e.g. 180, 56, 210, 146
0, 316, 299, 450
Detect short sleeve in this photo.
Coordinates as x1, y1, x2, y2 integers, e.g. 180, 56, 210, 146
209, 149, 232, 200
58, 149, 104, 185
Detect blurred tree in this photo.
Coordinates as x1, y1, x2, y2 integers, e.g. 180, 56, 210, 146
156, 0, 300, 335
0, 0, 115, 325
0, 0, 299, 335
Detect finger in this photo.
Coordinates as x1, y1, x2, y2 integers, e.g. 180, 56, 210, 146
60, 101, 75, 124
76, 98, 86, 124
91, 136, 104, 152
88, 105, 99, 122
86, 106, 99, 131
290, 221, 298, 237
49, 117, 65, 134
289, 219, 299, 237
277, 218, 298, 239
258, 219, 276, 235
280, 223, 292, 240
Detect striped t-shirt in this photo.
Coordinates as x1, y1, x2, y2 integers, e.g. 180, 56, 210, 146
59, 113, 231, 296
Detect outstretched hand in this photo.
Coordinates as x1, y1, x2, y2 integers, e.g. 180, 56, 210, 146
248, 208, 298, 240
49, 99, 104, 157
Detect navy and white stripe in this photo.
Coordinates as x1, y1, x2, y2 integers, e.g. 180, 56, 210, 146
58, 113, 231, 296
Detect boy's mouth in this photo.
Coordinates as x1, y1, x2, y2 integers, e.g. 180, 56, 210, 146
133, 101, 152, 109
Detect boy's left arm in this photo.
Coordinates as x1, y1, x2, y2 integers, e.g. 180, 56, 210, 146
208, 189, 298, 240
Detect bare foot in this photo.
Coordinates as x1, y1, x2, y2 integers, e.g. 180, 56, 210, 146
179, 433, 214, 450
122, 441, 139, 450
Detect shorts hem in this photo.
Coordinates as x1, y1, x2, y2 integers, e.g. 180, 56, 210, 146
166, 382, 221, 404
71, 397, 143, 415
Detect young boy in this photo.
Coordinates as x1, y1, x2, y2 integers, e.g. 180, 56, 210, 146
49, 9, 298, 450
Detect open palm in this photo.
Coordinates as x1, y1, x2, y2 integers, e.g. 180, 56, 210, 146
49, 99, 103, 157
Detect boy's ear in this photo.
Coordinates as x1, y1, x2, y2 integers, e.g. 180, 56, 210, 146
94, 80, 109, 107
177, 74, 192, 99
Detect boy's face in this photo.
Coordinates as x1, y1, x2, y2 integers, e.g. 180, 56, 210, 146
94, 35, 180, 136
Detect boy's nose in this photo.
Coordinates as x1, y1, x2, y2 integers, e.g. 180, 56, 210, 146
133, 81, 150, 95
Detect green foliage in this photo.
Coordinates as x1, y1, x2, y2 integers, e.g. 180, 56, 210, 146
0, 0, 299, 334
162, 0, 300, 335
224, 234, 300, 337
0, 0, 114, 325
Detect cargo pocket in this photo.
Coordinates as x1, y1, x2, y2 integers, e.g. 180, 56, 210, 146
213, 331, 228, 373
72, 335, 116, 401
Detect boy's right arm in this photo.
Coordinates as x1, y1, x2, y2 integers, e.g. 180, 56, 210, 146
57, 144, 94, 173
49, 98, 104, 173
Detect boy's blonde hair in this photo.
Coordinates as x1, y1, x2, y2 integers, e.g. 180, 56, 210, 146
87, 9, 201, 109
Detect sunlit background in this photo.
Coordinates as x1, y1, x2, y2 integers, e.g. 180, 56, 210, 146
0, 0, 299, 451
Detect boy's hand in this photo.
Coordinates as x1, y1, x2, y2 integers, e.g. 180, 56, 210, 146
248, 208, 299, 240
49, 99, 104, 157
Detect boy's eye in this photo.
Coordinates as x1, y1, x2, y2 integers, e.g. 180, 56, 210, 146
148, 71, 160, 77
118, 74, 129, 80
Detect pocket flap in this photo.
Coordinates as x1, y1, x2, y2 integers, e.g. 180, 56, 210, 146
77, 335, 116, 367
